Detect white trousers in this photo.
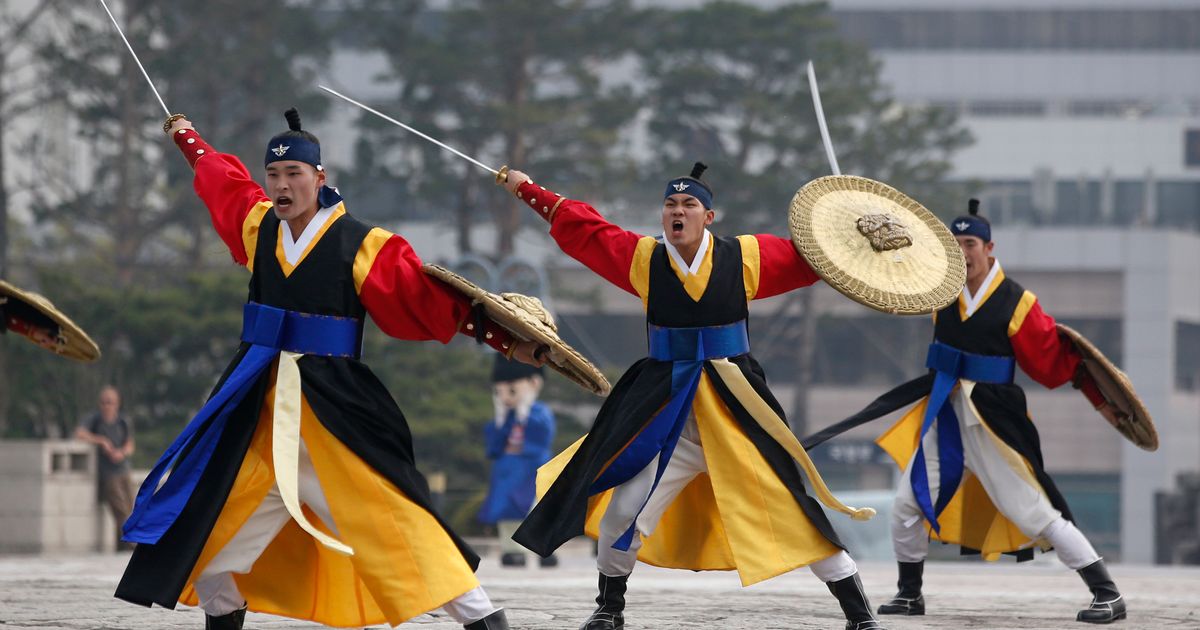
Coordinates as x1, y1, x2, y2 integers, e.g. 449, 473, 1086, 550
193, 440, 499, 624
891, 387, 1100, 570
597, 417, 857, 583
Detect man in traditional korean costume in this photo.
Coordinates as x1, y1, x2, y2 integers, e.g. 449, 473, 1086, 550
810, 200, 1126, 625
501, 164, 887, 630
115, 109, 541, 630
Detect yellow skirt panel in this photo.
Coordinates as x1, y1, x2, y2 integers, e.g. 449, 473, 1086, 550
179, 380, 478, 627
537, 372, 840, 586
876, 399, 1043, 560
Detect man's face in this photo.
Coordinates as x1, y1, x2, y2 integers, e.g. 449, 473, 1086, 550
265, 160, 325, 222
98, 388, 120, 423
955, 235, 994, 287
661, 193, 714, 251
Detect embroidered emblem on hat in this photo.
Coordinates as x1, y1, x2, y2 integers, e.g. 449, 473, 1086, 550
271, 144, 290, 157
672, 182, 690, 192
954, 221, 970, 232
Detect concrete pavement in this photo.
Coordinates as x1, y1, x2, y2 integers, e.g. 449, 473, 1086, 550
0, 550, 1197, 629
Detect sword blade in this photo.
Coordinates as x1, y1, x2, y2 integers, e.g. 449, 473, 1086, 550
806, 61, 841, 176
96, 0, 170, 116
318, 85, 499, 176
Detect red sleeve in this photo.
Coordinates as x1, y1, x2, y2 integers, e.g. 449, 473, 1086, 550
1010, 300, 1082, 389
173, 128, 269, 266
518, 180, 644, 295
5, 314, 45, 338
358, 234, 513, 353
753, 234, 821, 299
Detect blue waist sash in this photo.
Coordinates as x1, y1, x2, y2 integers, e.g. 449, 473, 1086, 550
123, 302, 362, 545
591, 320, 749, 551
647, 320, 750, 362
911, 341, 1015, 533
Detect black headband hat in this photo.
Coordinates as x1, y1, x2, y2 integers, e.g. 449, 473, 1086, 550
264, 108, 343, 209
949, 198, 991, 242
491, 353, 544, 383
664, 162, 714, 209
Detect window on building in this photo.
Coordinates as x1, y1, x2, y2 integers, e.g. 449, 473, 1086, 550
1178, 322, 1200, 392
1157, 181, 1200, 231
1186, 130, 1200, 168
834, 9, 1200, 50
966, 100, 1046, 118
1068, 101, 1151, 118
981, 182, 1037, 226
1055, 181, 1099, 225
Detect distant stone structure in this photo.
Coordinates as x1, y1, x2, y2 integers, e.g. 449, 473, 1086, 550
0, 440, 114, 553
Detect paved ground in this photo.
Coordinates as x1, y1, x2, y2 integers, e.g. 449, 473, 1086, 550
0, 548, 1197, 629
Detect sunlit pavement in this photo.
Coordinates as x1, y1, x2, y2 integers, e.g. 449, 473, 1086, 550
1, 547, 1197, 628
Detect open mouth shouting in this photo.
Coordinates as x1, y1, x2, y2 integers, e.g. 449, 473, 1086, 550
274, 195, 293, 211
671, 219, 685, 235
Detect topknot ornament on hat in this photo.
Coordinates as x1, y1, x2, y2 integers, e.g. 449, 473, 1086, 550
664, 161, 714, 209
949, 198, 991, 243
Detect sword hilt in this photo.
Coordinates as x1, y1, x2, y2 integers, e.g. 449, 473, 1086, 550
162, 113, 189, 135
495, 164, 510, 184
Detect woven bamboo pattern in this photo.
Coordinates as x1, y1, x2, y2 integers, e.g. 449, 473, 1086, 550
422, 264, 611, 396
1057, 324, 1158, 451
788, 175, 966, 315
0, 279, 101, 362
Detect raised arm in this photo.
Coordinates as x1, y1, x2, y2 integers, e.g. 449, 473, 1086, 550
748, 234, 822, 300
500, 170, 648, 296
165, 117, 270, 266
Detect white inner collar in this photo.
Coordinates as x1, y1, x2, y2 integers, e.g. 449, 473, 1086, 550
962, 258, 1001, 317
662, 229, 712, 277
280, 205, 337, 265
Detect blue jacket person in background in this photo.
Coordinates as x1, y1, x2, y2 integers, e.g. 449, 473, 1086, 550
480, 355, 557, 568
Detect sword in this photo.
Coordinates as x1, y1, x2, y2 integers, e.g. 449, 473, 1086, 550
318, 85, 509, 182
806, 61, 841, 176
97, 0, 171, 116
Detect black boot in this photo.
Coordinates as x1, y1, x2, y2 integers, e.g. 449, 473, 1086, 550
500, 551, 527, 567
579, 572, 627, 630
876, 560, 925, 616
1076, 559, 1126, 624
828, 573, 888, 630
464, 609, 510, 629
540, 553, 559, 568
205, 606, 246, 630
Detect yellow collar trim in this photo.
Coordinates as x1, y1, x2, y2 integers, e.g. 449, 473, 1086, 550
276, 204, 345, 277
958, 260, 1005, 321
667, 235, 715, 301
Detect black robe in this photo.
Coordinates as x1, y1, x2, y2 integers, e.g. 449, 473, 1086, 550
115, 212, 478, 608
515, 236, 844, 561
804, 275, 1074, 560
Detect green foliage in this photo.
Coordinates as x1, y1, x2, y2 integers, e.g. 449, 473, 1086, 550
2, 266, 246, 465
338, 0, 641, 253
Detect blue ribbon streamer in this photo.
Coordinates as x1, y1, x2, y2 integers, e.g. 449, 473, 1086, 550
589, 321, 749, 551
910, 342, 1015, 533
122, 303, 361, 545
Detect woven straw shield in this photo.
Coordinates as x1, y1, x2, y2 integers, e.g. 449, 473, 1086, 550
422, 264, 611, 396
789, 175, 965, 315
1057, 324, 1157, 451
0, 279, 101, 362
